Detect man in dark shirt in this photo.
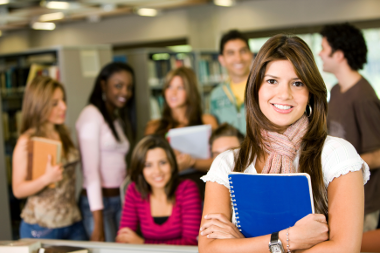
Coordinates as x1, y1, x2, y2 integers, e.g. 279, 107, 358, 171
319, 23, 380, 232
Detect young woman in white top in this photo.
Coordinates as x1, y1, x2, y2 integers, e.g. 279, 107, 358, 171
76, 62, 135, 242
199, 34, 369, 253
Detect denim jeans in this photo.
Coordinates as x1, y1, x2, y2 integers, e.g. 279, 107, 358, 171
79, 195, 121, 242
20, 220, 87, 240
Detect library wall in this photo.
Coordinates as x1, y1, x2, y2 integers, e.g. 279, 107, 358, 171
0, 31, 30, 54
1, 0, 380, 53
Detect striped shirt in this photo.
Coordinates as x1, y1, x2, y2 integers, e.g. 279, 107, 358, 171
119, 179, 202, 245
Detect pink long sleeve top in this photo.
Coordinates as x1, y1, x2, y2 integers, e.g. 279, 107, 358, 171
76, 104, 129, 211
119, 179, 202, 245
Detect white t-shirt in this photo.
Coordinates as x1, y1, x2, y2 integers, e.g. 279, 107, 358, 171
201, 136, 370, 222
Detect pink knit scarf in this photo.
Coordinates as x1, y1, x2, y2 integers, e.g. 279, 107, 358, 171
261, 115, 309, 174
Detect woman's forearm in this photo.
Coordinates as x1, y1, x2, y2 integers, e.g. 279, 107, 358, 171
194, 158, 214, 172
13, 174, 50, 199
199, 235, 272, 253
91, 210, 105, 241
295, 239, 361, 253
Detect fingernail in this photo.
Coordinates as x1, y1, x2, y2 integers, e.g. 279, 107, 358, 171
200, 227, 203, 231
204, 215, 207, 219
200, 232, 203, 235
207, 234, 209, 238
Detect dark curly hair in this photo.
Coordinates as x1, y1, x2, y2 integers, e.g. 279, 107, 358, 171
320, 23, 367, 71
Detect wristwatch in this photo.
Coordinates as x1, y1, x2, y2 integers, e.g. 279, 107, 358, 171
269, 231, 285, 253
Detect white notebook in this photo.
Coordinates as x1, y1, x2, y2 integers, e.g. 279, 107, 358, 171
167, 125, 211, 159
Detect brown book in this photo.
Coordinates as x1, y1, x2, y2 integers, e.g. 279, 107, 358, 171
27, 137, 62, 188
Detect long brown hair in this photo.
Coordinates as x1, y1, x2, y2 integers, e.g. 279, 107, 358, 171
21, 76, 75, 156
129, 135, 179, 200
234, 34, 328, 216
155, 67, 203, 135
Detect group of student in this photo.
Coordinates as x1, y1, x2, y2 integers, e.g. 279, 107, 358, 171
11, 22, 380, 253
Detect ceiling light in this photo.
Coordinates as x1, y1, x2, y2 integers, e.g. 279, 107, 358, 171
32, 22, 56, 30
137, 8, 158, 17
102, 3, 116, 12
214, 0, 235, 7
45, 1, 70, 10
39, 12, 64, 22
0, 0, 9, 5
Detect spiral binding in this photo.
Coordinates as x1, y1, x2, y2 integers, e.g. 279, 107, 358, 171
229, 176, 242, 232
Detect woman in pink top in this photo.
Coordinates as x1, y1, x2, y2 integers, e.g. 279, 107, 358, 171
76, 62, 135, 242
117, 135, 202, 245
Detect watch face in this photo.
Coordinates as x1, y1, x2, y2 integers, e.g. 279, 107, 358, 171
270, 245, 283, 253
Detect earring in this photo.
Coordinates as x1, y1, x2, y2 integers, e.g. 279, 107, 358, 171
102, 92, 106, 101
306, 104, 312, 117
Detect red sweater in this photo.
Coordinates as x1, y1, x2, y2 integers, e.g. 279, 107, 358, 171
119, 179, 202, 245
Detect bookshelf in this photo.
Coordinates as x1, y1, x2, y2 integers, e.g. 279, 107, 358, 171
115, 48, 227, 140
0, 45, 112, 239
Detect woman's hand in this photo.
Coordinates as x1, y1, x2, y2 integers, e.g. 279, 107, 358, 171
91, 226, 105, 242
42, 155, 63, 186
287, 214, 329, 250
116, 227, 144, 244
200, 213, 244, 239
175, 151, 196, 172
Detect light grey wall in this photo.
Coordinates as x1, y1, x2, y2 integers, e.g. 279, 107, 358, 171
1, 0, 380, 53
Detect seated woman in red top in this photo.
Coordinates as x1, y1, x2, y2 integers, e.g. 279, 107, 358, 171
117, 135, 202, 245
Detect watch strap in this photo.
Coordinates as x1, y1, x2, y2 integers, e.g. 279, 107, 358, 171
271, 231, 279, 244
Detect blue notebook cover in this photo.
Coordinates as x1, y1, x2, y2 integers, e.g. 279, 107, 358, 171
228, 172, 314, 238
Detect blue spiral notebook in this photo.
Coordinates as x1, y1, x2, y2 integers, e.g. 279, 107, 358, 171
228, 172, 314, 238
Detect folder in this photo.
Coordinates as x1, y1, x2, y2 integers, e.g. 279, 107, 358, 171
167, 125, 211, 159
228, 172, 314, 238
27, 137, 62, 188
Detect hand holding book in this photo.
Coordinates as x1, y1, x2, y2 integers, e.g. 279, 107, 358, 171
200, 213, 328, 251
41, 154, 63, 187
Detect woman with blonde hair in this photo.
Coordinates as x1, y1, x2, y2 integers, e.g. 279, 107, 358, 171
145, 67, 218, 172
199, 34, 369, 252
12, 76, 86, 240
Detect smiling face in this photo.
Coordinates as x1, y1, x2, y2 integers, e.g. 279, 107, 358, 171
102, 70, 133, 110
219, 39, 253, 81
47, 87, 66, 125
143, 147, 172, 192
258, 60, 309, 128
164, 75, 187, 109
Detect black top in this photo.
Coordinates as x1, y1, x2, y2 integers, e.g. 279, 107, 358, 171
153, 216, 169, 225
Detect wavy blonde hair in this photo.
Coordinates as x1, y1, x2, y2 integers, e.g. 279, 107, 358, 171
21, 76, 74, 156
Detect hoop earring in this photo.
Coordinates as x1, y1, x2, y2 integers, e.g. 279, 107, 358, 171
306, 104, 312, 117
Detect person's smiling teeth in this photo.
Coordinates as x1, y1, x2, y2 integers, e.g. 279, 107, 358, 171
153, 176, 164, 182
234, 64, 244, 69
118, 97, 126, 102
273, 104, 292, 110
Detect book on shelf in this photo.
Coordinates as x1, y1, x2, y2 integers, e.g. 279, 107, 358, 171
26, 64, 59, 86
228, 172, 314, 238
27, 137, 62, 188
147, 53, 194, 88
37, 245, 88, 253
166, 124, 212, 159
0, 64, 59, 95
198, 54, 226, 84
0, 240, 41, 253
